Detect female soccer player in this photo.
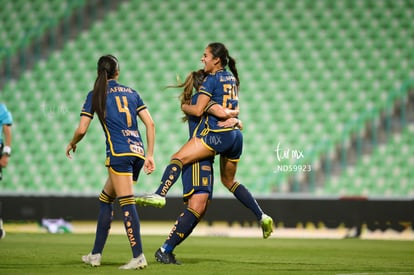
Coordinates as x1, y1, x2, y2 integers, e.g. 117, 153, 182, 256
154, 69, 242, 264
137, 44, 273, 241
66, 55, 155, 270
0, 103, 13, 239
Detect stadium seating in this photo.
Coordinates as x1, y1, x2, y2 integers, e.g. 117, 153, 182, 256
1, 0, 413, 197
0, 0, 85, 60
324, 125, 414, 197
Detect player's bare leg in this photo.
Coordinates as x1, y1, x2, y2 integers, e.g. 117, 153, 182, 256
136, 137, 214, 207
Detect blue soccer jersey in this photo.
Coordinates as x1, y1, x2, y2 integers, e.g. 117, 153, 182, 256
199, 69, 239, 132
198, 70, 243, 161
81, 80, 147, 159
0, 104, 13, 144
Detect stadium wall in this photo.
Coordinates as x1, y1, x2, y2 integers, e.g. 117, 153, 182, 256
1, 196, 412, 232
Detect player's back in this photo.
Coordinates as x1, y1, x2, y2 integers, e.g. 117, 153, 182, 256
104, 80, 146, 155
187, 92, 207, 138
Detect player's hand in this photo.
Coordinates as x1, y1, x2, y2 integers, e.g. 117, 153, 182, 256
180, 103, 189, 111
217, 117, 243, 130
225, 109, 239, 117
144, 156, 155, 175
236, 119, 243, 130
0, 155, 9, 168
66, 143, 77, 159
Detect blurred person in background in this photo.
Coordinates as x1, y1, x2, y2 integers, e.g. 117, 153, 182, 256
0, 102, 13, 239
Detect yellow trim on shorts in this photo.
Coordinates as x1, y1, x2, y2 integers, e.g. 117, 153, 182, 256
220, 155, 240, 163
108, 166, 132, 177
200, 138, 216, 153
183, 188, 195, 199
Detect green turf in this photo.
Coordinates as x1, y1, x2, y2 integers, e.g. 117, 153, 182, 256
0, 233, 413, 274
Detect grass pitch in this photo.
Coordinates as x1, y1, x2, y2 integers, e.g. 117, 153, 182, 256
0, 233, 413, 274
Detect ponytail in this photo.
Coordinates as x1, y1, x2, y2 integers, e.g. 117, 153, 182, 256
92, 55, 119, 126
227, 55, 239, 87
92, 69, 108, 126
168, 69, 206, 122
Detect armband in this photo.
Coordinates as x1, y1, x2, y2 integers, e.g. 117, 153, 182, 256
3, 146, 11, 156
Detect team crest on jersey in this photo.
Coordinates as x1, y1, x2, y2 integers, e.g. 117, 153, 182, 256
202, 177, 209, 186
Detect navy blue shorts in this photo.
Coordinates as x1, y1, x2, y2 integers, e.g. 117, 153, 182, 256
201, 129, 243, 161
182, 158, 214, 202
105, 155, 145, 182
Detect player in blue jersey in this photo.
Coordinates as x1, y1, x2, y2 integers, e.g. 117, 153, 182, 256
152, 69, 242, 264
0, 103, 13, 239
136, 43, 273, 241
0, 103, 12, 179
66, 55, 155, 270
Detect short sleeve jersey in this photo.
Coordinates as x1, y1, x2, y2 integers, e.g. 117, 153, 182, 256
81, 80, 147, 158
199, 69, 238, 131
0, 104, 13, 144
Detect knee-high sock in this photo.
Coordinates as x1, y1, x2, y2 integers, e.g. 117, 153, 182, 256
162, 207, 201, 253
92, 190, 115, 254
155, 159, 183, 197
229, 182, 263, 221
119, 195, 143, 258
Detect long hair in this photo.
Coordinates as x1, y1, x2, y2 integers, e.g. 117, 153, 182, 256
92, 54, 119, 126
168, 69, 206, 122
208, 42, 239, 87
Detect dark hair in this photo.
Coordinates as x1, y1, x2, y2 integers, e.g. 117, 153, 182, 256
168, 69, 206, 122
207, 42, 239, 86
92, 54, 119, 125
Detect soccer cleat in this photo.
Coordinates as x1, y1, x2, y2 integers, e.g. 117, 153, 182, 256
119, 253, 147, 270
82, 253, 101, 267
0, 218, 5, 239
41, 218, 72, 233
135, 194, 166, 208
260, 214, 274, 239
155, 248, 181, 265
